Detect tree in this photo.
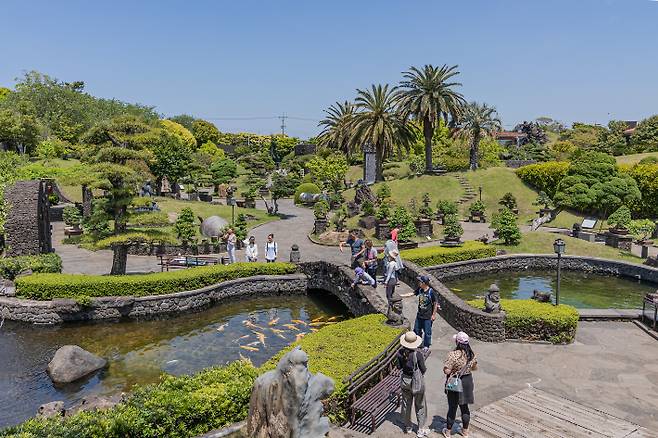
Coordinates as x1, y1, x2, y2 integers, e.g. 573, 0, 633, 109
607, 205, 632, 230
597, 120, 630, 156
0, 87, 10, 102
535, 116, 564, 133
631, 115, 658, 152
350, 84, 415, 181
390, 206, 416, 242
305, 155, 348, 192
398, 64, 465, 172
317, 101, 356, 157
191, 119, 221, 147
514, 121, 549, 145
456, 102, 501, 171
559, 123, 606, 150
0, 109, 40, 154
161, 119, 196, 150
492, 208, 521, 245
148, 129, 194, 193
0, 151, 27, 233
174, 207, 197, 242
168, 114, 196, 131
269, 171, 301, 214
209, 158, 238, 190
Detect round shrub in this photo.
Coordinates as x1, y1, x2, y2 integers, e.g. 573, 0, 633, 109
294, 182, 321, 204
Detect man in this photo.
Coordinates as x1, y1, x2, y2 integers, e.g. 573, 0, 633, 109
264, 233, 278, 263
401, 275, 440, 351
339, 230, 365, 268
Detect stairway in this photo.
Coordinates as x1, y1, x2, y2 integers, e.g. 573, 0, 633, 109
454, 174, 477, 205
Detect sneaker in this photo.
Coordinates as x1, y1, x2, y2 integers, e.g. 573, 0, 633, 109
442, 428, 451, 438
417, 428, 430, 437
403, 426, 413, 434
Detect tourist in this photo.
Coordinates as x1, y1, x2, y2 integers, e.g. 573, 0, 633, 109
391, 225, 400, 243
384, 232, 404, 272
224, 228, 237, 264
397, 331, 429, 437
244, 235, 258, 262
385, 251, 401, 321
264, 234, 278, 263
401, 275, 439, 351
442, 331, 477, 438
339, 230, 365, 268
363, 239, 378, 279
351, 266, 376, 288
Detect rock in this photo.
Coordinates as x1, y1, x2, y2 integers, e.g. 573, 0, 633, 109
484, 284, 501, 313
65, 395, 121, 416
358, 216, 377, 230
47, 345, 107, 384
37, 401, 64, 419
353, 181, 376, 206
532, 289, 552, 303
199, 216, 229, 238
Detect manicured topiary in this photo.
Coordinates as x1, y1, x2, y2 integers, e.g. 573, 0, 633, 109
63, 206, 82, 227
390, 206, 416, 242
443, 214, 463, 241
398, 241, 495, 267
607, 205, 632, 230
492, 208, 521, 245
0, 253, 62, 280
174, 207, 197, 242
293, 182, 321, 204
498, 192, 517, 210
436, 199, 458, 216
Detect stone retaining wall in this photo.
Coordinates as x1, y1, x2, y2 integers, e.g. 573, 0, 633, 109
430, 254, 658, 284
0, 274, 307, 324
399, 261, 506, 342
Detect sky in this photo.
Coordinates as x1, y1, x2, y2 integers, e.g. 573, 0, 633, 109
1, 0, 657, 139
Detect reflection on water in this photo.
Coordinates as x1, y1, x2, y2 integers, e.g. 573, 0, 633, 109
445, 270, 656, 309
0, 290, 348, 428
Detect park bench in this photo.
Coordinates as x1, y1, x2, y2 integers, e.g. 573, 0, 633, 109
158, 254, 223, 271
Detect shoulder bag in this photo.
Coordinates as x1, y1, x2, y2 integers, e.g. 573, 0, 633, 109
411, 351, 424, 395
445, 356, 470, 393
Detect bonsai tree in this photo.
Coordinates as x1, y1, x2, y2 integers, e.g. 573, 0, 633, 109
499, 192, 517, 211
443, 214, 464, 241
63, 206, 82, 229
391, 206, 416, 241
469, 200, 486, 216
376, 183, 391, 205
314, 199, 330, 220
234, 213, 248, 242
492, 208, 522, 245
419, 193, 433, 219
361, 199, 375, 217
628, 219, 655, 243
436, 199, 458, 216
242, 173, 263, 202
174, 207, 197, 243
607, 205, 632, 231
376, 201, 391, 222
533, 191, 554, 210
331, 206, 347, 231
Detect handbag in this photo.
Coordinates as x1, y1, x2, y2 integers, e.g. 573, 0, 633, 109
411, 351, 424, 395
445, 358, 470, 393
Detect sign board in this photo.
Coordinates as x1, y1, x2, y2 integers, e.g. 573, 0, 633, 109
581, 218, 597, 229
363, 150, 377, 184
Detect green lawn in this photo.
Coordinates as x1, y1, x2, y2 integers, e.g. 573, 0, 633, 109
615, 152, 658, 165
494, 231, 642, 264
155, 197, 276, 229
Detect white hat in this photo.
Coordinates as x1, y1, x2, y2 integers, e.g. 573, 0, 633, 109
453, 331, 470, 345
400, 331, 423, 349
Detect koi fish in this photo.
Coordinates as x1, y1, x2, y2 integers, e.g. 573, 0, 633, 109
309, 322, 326, 327
216, 323, 228, 332
166, 360, 179, 365
247, 341, 260, 347
283, 324, 300, 331
327, 316, 339, 321
310, 328, 319, 333
311, 317, 323, 323
254, 331, 266, 346
451, 288, 462, 292
291, 319, 305, 325
268, 317, 279, 326
240, 345, 259, 352
295, 332, 307, 342
243, 321, 264, 330
239, 353, 248, 361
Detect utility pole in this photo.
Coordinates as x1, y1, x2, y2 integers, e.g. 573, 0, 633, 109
279, 114, 287, 135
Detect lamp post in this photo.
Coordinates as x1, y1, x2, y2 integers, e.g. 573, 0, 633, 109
553, 238, 566, 306
478, 186, 482, 202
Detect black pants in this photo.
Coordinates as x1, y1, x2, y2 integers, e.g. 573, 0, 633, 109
446, 390, 470, 431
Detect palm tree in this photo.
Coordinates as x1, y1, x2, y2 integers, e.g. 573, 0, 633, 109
317, 101, 355, 157
457, 102, 502, 171
398, 64, 465, 172
350, 84, 414, 181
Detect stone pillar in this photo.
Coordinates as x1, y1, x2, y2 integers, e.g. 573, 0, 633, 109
290, 244, 301, 263
642, 245, 650, 259
4, 180, 52, 256
82, 185, 93, 218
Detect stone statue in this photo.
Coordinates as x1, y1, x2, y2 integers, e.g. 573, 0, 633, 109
484, 283, 501, 313
246, 348, 334, 438
532, 289, 552, 303
198, 215, 229, 238
353, 180, 376, 206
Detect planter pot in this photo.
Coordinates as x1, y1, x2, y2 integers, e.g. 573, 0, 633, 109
397, 241, 418, 250
375, 220, 390, 240
244, 199, 256, 209
358, 215, 377, 230
259, 188, 269, 197
609, 227, 629, 235
199, 192, 213, 203
440, 238, 462, 247
512, 208, 519, 215
187, 192, 199, 202
435, 213, 445, 225
414, 219, 433, 238
314, 218, 328, 235
539, 208, 552, 216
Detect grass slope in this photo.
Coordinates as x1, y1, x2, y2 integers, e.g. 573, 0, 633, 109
616, 152, 658, 165
155, 197, 276, 228
344, 174, 463, 206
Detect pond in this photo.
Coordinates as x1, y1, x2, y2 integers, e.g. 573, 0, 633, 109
444, 270, 656, 309
0, 290, 348, 429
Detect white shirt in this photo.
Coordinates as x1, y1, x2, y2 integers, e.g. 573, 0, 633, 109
385, 260, 399, 284
265, 241, 278, 260
244, 242, 258, 260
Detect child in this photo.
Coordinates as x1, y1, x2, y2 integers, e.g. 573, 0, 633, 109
352, 266, 376, 288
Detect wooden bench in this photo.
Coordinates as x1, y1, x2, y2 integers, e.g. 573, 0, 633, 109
158, 255, 223, 272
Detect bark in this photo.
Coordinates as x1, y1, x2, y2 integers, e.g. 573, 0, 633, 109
469, 134, 480, 171
423, 117, 434, 172
110, 245, 128, 275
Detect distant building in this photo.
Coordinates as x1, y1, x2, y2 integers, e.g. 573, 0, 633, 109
218, 144, 236, 155
622, 121, 638, 138
494, 131, 528, 147
294, 143, 316, 156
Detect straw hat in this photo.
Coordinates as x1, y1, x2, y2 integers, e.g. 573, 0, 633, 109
400, 331, 423, 349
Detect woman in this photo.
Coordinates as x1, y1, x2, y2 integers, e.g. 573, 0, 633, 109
244, 235, 258, 262
397, 331, 429, 437
384, 251, 399, 305
224, 228, 237, 264
442, 331, 478, 438
264, 233, 278, 263
363, 239, 378, 279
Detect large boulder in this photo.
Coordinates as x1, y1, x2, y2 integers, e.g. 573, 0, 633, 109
37, 401, 64, 419
47, 345, 107, 384
199, 215, 229, 238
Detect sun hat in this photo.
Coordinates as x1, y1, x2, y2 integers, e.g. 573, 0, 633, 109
400, 331, 423, 349
453, 331, 469, 345
417, 275, 431, 284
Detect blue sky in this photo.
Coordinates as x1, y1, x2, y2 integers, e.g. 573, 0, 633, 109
1, 0, 657, 138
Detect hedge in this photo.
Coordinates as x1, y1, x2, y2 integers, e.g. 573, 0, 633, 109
399, 241, 496, 267
1, 315, 400, 437
0, 253, 62, 281
515, 161, 569, 197
467, 299, 579, 344
15, 262, 298, 300
293, 182, 321, 204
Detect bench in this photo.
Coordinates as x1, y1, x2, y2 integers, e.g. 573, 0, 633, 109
158, 255, 223, 271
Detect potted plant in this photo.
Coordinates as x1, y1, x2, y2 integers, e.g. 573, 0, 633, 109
628, 219, 655, 246
436, 199, 458, 225
607, 205, 632, 234
331, 206, 348, 232
313, 200, 330, 235
375, 201, 391, 240
442, 214, 463, 246
533, 191, 554, 216
469, 200, 487, 223
63, 205, 83, 236
499, 192, 519, 215
391, 206, 418, 249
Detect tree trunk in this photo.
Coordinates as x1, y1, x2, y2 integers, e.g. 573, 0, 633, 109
375, 143, 385, 182
469, 134, 480, 171
110, 245, 128, 275
423, 117, 433, 172
273, 198, 279, 215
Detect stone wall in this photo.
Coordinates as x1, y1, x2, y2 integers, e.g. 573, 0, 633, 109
4, 180, 52, 256
430, 254, 658, 284
399, 261, 506, 342
0, 274, 307, 324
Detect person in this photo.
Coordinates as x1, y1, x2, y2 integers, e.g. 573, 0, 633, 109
383, 232, 404, 272
351, 266, 376, 288
244, 235, 258, 262
401, 275, 440, 351
224, 228, 237, 264
391, 225, 400, 243
385, 251, 399, 305
397, 331, 429, 437
339, 230, 365, 268
363, 239, 378, 279
442, 332, 478, 438
264, 234, 278, 263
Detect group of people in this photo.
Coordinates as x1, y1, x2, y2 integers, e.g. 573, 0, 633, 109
221, 229, 278, 264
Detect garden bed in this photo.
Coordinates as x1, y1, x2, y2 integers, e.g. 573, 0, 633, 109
398, 241, 496, 267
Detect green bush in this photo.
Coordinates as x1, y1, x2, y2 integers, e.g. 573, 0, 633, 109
0, 253, 62, 281
2, 360, 258, 438
390, 206, 416, 242
492, 208, 521, 245
63, 206, 82, 227
607, 205, 632, 229
436, 199, 458, 216
293, 182, 321, 204
515, 161, 570, 196
174, 207, 197, 242
443, 214, 463, 240
15, 262, 298, 300
467, 299, 578, 344
399, 241, 495, 267
262, 314, 400, 423
129, 212, 170, 227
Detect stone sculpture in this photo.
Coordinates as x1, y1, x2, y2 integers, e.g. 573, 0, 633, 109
199, 215, 229, 238
353, 181, 376, 206
47, 345, 107, 384
532, 289, 552, 303
484, 284, 501, 313
246, 348, 334, 438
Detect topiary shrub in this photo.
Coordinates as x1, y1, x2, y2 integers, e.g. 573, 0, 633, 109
398, 241, 495, 267
469, 200, 486, 215
293, 182, 321, 204
607, 205, 632, 230
443, 214, 463, 241
174, 208, 197, 242
390, 206, 416, 241
467, 299, 579, 344
436, 200, 458, 216
313, 199, 330, 219
128, 212, 170, 227
63, 206, 82, 227
498, 192, 517, 211
515, 161, 570, 197
0, 253, 62, 281
492, 208, 521, 245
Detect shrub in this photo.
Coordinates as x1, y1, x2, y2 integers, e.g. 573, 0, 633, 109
492, 208, 521, 245
63, 205, 82, 227
468, 200, 486, 215
262, 314, 400, 423
313, 199, 329, 219
436, 199, 458, 216
15, 262, 298, 300
376, 183, 391, 204
375, 201, 391, 222
390, 206, 416, 241
628, 219, 655, 241
533, 191, 553, 209
607, 205, 632, 230
361, 200, 375, 216
443, 214, 463, 240
174, 208, 197, 242
436, 156, 469, 172
515, 161, 570, 196
498, 192, 517, 210
2, 360, 258, 438
0, 253, 62, 281
129, 212, 170, 227
467, 299, 579, 344
293, 182, 321, 204
399, 241, 495, 267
